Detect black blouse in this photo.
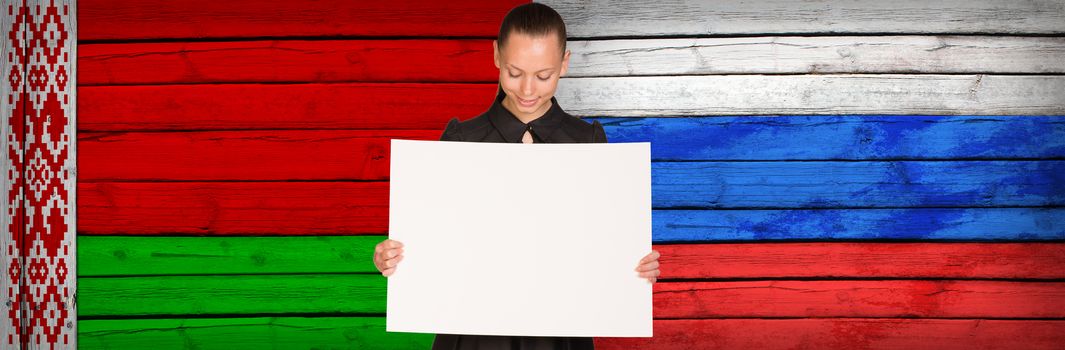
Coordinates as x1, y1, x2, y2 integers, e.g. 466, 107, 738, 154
430, 89, 603, 350
439, 89, 606, 144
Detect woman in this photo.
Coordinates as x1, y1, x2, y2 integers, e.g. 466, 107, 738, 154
373, 3, 661, 349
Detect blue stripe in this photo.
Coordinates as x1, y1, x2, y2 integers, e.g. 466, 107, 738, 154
593, 116, 1065, 161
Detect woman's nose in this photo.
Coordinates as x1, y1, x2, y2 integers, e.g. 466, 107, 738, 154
522, 77, 534, 95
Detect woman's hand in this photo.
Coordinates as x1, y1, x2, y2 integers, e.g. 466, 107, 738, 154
373, 239, 404, 277
636, 250, 661, 283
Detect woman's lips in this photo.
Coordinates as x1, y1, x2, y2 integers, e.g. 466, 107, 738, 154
517, 97, 539, 107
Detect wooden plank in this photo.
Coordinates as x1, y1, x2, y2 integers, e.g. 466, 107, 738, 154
78, 182, 390, 235
660, 242, 1065, 280
1, 0, 23, 346
79, 40, 497, 85
542, 0, 1065, 37
77, 83, 496, 132
79, 317, 433, 350
79, 237, 1065, 279
654, 208, 1065, 242
79, 0, 525, 40
78, 182, 1063, 237
555, 75, 1065, 116
78, 317, 1065, 350
78, 275, 1065, 319
26, 0, 77, 349
78, 235, 383, 276
595, 116, 1065, 161
653, 160, 1064, 208
594, 319, 1065, 350
78, 130, 440, 182
77, 132, 1064, 208
655, 280, 1065, 319
78, 274, 384, 317
567, 36, 1065, 76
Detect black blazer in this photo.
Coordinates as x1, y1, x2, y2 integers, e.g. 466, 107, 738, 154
439, 89, 607, 144
431, 88, 600, 350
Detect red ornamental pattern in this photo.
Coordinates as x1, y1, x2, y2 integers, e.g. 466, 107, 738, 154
4, 0, 74, 348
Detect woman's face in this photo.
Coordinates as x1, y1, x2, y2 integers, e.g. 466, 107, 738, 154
494, 32, 570, 120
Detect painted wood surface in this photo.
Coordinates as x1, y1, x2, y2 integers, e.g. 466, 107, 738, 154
77, 317, 1065, 350
78, 83, 497, 132
77, 275, 1065, 319
77, 181, 1063, 239
79, 0, 526, 40
80, 36, 1065, 86
79, 40, 497, 85
657, 242, 1065, 280
595, 116, 1065, 161
78, 274, 384, 317
79, 317, 434, 350
0, 0, 20, 345
79, 235, 1065, 280
541, 0, 1065, 37
556, 75, 1065, 116
594, 319, 1065, 350
567, 36, 1065, 76
653, 208, 1065, 241
78, 182, 391, 235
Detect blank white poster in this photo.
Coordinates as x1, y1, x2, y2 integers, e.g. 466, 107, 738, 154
387, 139, 652, 337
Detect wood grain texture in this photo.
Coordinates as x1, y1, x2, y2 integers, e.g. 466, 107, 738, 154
78, 235, 384, 277
77, 275, 1065, 319
555, 75, 1065, 116
78, 274, 385, 317
78, 237, 1065, 279
656, 280, 1065, 319
78, 182, 390, 235
594, 319, 1065, 350
79, 40, 497, 85
542, 0, 1065, 37
78, 83, 497, 132
652, 161, 1064, 208
567, 36, 1065, 76
78, 181, 1063, 238
78, 130, 440, 182
654, 208, 1065, 242
77, 317, 1065, 350
596, 116, 1065, 161
659, 242, 1065, 280
79, 0, 525, 40
79, 317, 433, 350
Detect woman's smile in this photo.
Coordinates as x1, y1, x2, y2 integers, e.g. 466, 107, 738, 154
517, 96, 539, 107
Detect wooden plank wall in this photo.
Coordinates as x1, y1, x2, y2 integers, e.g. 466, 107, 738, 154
75, 0, 520, 348
540, 0, 1065, 349
73, 0, 1065, 349
3, 0, 77, 349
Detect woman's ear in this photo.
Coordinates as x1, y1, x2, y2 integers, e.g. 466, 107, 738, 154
493, 40, 501, 69
560, 49, 571, 77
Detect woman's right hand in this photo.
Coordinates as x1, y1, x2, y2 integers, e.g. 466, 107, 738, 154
373, 239, 404, 277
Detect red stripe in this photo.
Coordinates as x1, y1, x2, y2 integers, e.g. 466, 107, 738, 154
78, 84, 497, 132
595, 319, 1065, 350
654, 280, 1065, 318
658, 243, 1065, 279
80, 0, 527, 40
79, 40, 497, 85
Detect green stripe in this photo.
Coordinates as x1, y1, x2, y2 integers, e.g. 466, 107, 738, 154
79, 317, 434, 349
79, 274, 385, 317
79, 235, 383, 276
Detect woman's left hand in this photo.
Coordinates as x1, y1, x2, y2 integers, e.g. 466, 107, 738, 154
636, 250, 661, 283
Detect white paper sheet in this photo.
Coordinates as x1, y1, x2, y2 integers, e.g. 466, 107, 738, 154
387, 139, 652, 337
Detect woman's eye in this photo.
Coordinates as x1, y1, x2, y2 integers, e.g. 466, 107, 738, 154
537, 75, 550, 81
508, 72, 521, 78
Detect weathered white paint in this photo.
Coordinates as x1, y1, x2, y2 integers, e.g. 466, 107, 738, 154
555, 75, 1065, 116
540, 0, 1065, 37
566, 36, 1065, 76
